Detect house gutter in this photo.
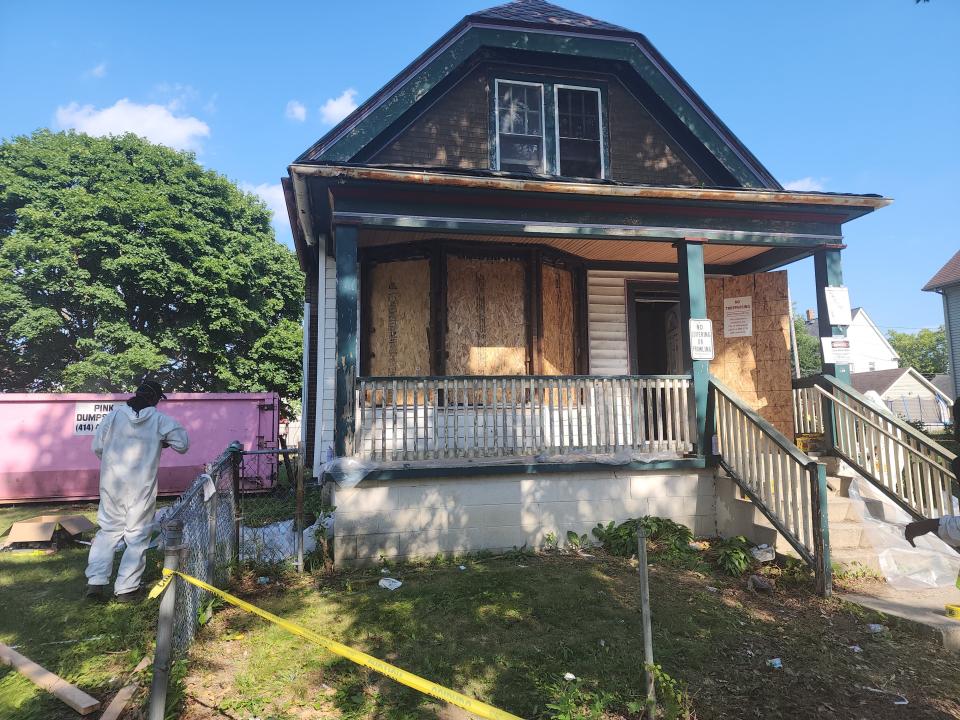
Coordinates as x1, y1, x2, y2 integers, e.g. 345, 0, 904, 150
288, 164, 892, 212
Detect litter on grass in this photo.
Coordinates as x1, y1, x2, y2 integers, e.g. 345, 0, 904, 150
378, 578, 402, 591
866, 623, 887, 634
750, 544, 775, 562
766, 658, 783, 669
563, 672, 577, 681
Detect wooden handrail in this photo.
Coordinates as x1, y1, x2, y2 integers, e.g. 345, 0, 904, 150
711, 377, 817, 469
812, 384, 957, 479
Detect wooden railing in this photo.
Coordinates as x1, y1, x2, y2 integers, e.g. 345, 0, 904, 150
797, 375, 958, 521
793, 384, 825, 435
354, 375, 693, 462
712, 378, 831, 596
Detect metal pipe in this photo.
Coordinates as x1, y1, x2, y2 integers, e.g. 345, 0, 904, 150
148, 521, 183, 720
637, 527, 656, 712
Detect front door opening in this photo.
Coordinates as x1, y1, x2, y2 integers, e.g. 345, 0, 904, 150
627, 282, 682, 375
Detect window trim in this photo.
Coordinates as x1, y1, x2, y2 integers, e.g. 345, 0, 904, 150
493, 78, 547, 174
553, 84, 605, 180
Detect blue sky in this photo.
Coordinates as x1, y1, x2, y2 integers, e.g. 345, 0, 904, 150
1, 1, 957, 333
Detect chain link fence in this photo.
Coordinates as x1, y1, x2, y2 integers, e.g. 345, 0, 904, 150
236, 448, 307, 567
159, 446, 238, 660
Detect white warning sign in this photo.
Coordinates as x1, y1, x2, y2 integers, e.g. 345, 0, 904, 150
73, 402, 115, 435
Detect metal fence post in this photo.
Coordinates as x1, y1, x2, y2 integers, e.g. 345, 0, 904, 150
637, 527, 656, 713
295, 453, 305, 573
148, 521, 183, 720
229, 443, 242, 570
810, 462, 833, 597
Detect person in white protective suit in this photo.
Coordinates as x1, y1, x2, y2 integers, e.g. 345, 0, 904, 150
84, 380, 189, 602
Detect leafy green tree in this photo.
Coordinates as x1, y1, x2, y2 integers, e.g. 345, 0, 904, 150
794, 314, 822, 377
0, 130, 303, 405
887, 326, 947, 378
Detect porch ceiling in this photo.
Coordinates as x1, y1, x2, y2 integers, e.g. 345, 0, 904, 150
359, 228, 771, 266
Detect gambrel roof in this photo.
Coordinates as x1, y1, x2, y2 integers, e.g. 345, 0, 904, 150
296, 0, 782, 189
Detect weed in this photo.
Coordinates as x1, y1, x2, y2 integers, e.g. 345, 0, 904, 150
711, 535, 752, 576
833, 560, 883, 582
545, 678, 616, 720
164, 659, 189, 720
648, 664, 694, 720
566, 530, 589, 551
592, 518, 640, 557
544, 531, 559, 551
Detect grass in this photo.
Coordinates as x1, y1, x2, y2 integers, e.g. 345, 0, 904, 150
179, 548, 960, 720
0, 503, 161, 720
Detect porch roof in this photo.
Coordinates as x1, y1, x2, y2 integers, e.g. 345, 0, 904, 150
288, 164, 890, 275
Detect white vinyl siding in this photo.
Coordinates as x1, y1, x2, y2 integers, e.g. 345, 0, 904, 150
845, 309, 899, 374
944, 287, 960, 401
313, 254, 336, 469
587, 270, 678, 375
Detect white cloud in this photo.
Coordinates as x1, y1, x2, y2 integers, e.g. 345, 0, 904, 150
783, 176, 827, 192
55, 99, 210, 152
319, 89, 358, 125
86, 62, 107, 79
242, 182, 294, 246
242, 181, 289, 231
285, 100, 307, 122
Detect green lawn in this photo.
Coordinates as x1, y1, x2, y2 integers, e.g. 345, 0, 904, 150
0, 503, 160, 720
180, 551, 960, 720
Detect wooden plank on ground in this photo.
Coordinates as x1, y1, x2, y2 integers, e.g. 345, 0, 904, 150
99, 654, 151, 720
0, 642, 100, 715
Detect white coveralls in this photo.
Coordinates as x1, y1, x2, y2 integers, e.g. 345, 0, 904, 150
940, 516, 960, 548
85, 405, 189, 594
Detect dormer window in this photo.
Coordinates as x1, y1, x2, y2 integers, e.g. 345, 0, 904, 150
493, 77, 606, 179
556, 86, 603, 179
495, 80, 545, 174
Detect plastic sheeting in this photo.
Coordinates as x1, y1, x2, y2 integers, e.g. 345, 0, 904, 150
846, 477, 960, 590
239, 516, 330, 563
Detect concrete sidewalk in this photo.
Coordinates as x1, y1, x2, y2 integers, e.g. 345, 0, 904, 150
842, 583, 960, 652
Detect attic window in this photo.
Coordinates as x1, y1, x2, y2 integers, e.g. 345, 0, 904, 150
556, 86, 603, 179
495, 80, 545, 174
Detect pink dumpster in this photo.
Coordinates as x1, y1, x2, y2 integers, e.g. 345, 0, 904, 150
0, 392, 280, 503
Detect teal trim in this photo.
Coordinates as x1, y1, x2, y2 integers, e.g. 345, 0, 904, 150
814, 248, 850, 384
335, 457, 707, 483
813, 463, 832, 597
313, 27, 767, 187
334, 225, 359, 457
679, 242, 709, 454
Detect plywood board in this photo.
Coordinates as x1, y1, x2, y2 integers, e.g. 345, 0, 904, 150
446, 256, 527, 375
367, 259, 431, 377
0, 643, 100, 715
541, 264, 575, 375
707, 272, 794, 437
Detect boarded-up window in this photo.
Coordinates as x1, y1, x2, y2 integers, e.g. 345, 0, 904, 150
446, 256, 527, 375
541, 264, 575, 375
367, 259, 431, 376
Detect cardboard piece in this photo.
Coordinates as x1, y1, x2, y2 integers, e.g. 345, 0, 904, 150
4, 514, 96, 545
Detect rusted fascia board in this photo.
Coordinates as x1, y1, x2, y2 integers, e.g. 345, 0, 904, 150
290, 172, 317, 248
290, 164, 890, 211
281, 177, 312, 274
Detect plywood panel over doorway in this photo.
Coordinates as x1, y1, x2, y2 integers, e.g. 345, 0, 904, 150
541, 264, 575, 375
367, 259, 431, 376
446, 256, 527, 375
706, 271, 794, 437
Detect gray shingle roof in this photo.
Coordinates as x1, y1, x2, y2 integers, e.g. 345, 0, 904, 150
469, 0, 630, 34
849, 368, 909, 396
922, 249, 960, 291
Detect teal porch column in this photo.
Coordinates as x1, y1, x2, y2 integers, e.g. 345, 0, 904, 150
334, 223, 359, 457
814, 247, 851, 384
678, 240, 709, 456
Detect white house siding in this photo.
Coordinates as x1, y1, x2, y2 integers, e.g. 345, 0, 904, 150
313, 254, 336, 469
944, 287, 960, 402
883, 372, 950, 426
332, 469, 716, 564
846, 310, 899, 374
586, 270, 677, 375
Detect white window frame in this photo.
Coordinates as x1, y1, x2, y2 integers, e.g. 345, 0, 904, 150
494, 78, 547, 174
554, 84, 605, 180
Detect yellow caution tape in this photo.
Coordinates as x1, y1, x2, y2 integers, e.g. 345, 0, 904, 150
151, 568, 524, 720
946, 604, 960, 619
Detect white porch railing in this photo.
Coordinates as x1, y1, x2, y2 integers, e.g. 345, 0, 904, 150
354, 375, 693, 461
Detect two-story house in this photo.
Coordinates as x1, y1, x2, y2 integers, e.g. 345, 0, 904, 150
283, 0, 889, 571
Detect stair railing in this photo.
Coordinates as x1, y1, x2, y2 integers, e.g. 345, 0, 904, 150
710, 378, 831, 596
803, 375, 958, 522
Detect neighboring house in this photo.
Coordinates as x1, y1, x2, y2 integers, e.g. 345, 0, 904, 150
284, 0, 888, 564
922, 249, 960, 400
931, 373, 955, 402
803, 307, 898, 374
850, 367, 953, 430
